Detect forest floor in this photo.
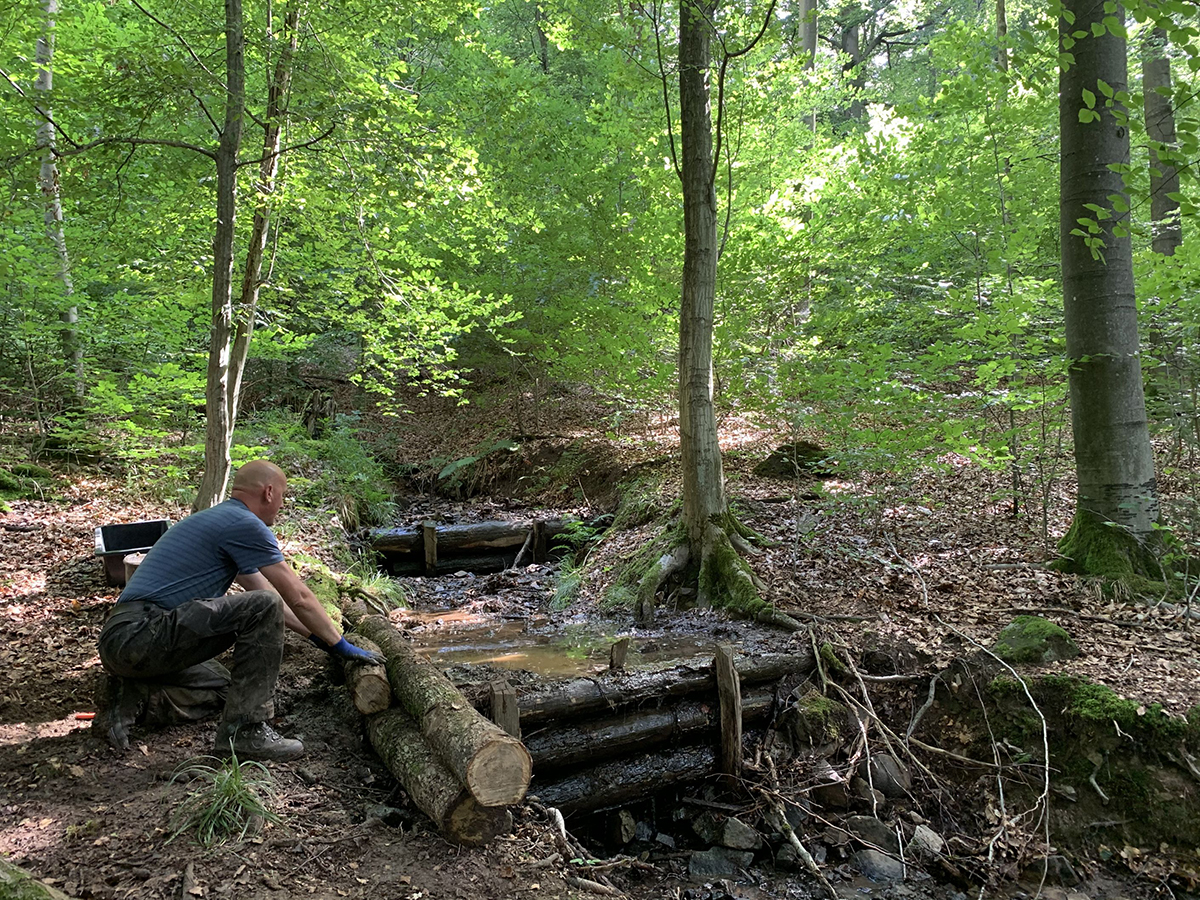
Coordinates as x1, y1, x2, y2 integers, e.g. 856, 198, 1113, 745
1, 398, 1199, 900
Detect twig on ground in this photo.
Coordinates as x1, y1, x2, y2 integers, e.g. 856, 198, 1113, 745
565, 875, 622, 896
763, 799, 838, 900
906, 673, 941, 739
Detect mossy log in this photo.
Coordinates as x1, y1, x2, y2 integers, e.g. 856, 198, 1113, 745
342, 635, 391, 715
514, 651, 813, 728
357, 615, 532, 807
525, 686, 776, 772
367, 709, 512, 846
533, 746, 717, 813
0, 858, 72, 899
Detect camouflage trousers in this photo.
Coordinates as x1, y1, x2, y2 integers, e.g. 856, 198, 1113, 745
98, 590, 285, 726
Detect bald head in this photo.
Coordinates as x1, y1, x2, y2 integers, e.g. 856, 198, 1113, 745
230, 460, 287, 525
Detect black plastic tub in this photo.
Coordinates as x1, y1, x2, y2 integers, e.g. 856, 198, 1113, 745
94, 520, 169, 586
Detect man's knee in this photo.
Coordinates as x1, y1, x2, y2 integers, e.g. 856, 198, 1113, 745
241, 589, 285, 630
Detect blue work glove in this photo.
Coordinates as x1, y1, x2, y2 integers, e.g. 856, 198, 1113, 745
309, 635, 385, 665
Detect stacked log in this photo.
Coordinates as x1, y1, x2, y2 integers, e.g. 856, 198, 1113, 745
340, 615, 531, 845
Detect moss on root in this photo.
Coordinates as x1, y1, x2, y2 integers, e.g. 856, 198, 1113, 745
1051, 509, 1165, 594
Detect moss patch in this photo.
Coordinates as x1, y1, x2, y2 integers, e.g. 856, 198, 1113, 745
992, 615, 1080, 664
1051, 508, 1161, 583
780, 689, 848, 750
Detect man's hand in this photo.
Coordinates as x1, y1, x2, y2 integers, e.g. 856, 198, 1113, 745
310, 635, 386, 665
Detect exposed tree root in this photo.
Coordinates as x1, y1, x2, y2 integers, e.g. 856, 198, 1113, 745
1051, 508, 1163, 592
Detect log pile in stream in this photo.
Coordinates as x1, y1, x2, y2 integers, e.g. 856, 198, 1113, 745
370, 519, 571, 575
337, 589, 816, 828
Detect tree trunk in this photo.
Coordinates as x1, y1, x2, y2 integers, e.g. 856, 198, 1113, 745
1056, 0, 1160, 576
995, 0, 1008, 72
1142, 27, 1181, 257
800, 0, 817, 130
679, 0, 734, 610
33, 0, 81, 398
196, 0, 248, 511
356, 615, 532, 807
226, 3, 301, 433
367, 708, 512, 846
841, 22, 864, 120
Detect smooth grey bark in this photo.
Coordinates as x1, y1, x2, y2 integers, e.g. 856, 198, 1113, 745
195, 2, 298, 510
1142, 27, 1181, 256
1058, 0, 1159, 540
800, 0, 817, 130
195, 0, 248, 510
995, 0, 1008, 72
34, 0, 82, 397
678, 0, 728, 572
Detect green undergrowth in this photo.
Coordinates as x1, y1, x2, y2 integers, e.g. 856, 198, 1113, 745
0, 463, 60, 500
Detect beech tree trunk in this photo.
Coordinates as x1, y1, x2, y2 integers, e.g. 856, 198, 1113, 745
357, 615, 532, 807
368, 708, 512, 846
1056, 0, 1160, 574
1142, 27, 1181, 257
33, 0, 82, 398
195, 3, 299, 509
195, 0, 248, 510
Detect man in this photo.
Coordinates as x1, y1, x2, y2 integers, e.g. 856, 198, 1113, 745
95, 460, 382, 761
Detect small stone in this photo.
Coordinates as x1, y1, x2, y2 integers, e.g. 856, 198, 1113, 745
853, 848, 905, 882
688, 848, 754, 879
862, 754, 911, 798
297, 767, 319, 785
718, 817, 762, 851
775, 843, 801, 872
845, 815, 900, 854
635, 820, 655, 842
811, 779, 851, 809
692, 811, 721, 844
850, 775, 886, 809
1043, 855, 1081, 886
654, 832, 676, 849
908, 824, 944, 857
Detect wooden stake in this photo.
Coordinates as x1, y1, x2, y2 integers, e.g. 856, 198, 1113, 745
489, 679, 521, 739
714, 643, 742, 778
609, 637, 631, 672
422, 521, 437, 576
532, 519, 547, 563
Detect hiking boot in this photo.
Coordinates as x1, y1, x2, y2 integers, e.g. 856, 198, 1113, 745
214, 721, 304, 762
92, 675, 146, 751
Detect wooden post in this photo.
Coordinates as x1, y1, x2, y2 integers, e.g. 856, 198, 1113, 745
714, 644, 742, 778
532, 519, 547, 563
489, 679, 521, 739
422, 521, 438, 576
609, 637, 631, 672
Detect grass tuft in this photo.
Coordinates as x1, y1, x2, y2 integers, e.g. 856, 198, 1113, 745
167, 754, 281, 848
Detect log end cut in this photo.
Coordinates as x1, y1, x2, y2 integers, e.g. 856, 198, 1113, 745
447, 801, 515, 848
466, 735, 533, 807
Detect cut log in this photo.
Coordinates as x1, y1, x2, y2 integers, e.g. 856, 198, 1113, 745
524, 687, 775, 772
489, 679, 521, 739
371, 520, 571, 555
515, 651, 813, 728
533, 746, 717, 812
383, 554, 522, 577
368, 708, 511, 846
357, 615, 532, 807
343, 635, 391, 715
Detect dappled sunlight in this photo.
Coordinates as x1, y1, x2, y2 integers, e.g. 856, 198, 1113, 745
0, 717, 93, 749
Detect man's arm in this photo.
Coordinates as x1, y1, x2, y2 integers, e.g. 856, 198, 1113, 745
251, 562, 343, 646
236, 572, 309, 636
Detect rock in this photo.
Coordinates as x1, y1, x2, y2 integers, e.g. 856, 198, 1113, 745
692, 812, 721, 844
861, 753, 912, 798
688, 848, 755, 879
908, 824, 944, 856
992, 615, 1080, 664
775, 843, 802, 872
853, 848, 905, 882
654, 832, 676, 850
845, 815, 900, 854
1037, 855, 1081, 886
778, 690, 850, 752
635, 820, 655, 842
718, 817, 762, 851
811, 778, 850, 809
850, 776, 886, 808
752, 441, 834, 479
783, 800, 809, 830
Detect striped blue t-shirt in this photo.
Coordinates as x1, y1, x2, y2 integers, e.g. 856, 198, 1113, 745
118, 498, 285, 609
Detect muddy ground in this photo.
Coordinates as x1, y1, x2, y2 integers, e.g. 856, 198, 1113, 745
2, 424, 1200, 900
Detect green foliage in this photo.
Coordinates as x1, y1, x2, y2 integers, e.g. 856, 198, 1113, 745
167, 755, 281, 848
